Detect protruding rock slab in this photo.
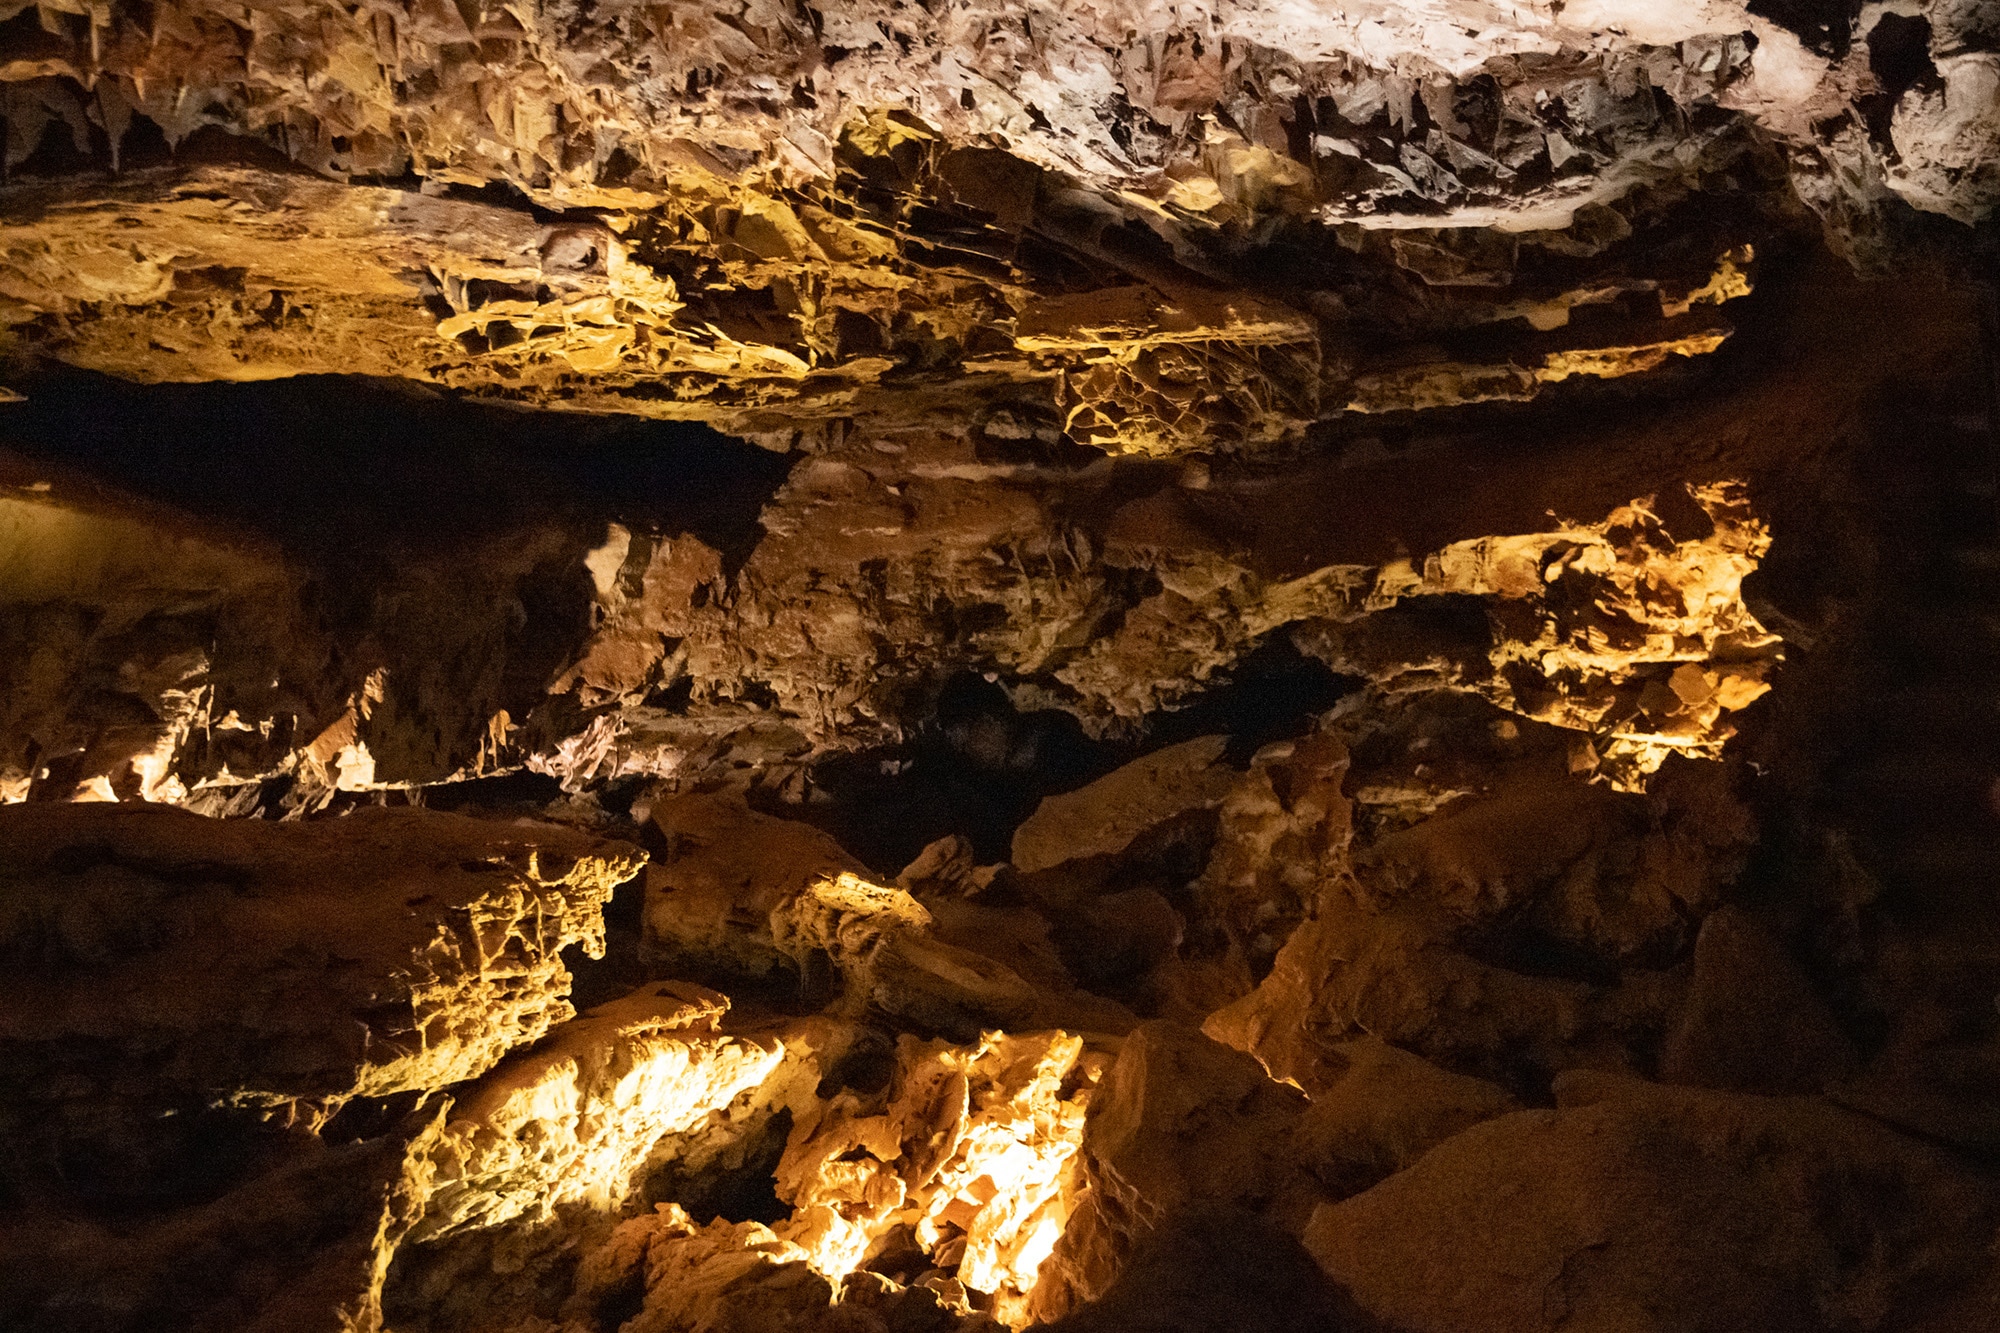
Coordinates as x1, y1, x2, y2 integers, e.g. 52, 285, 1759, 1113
1290, 1036, 1520, 1199
642, 791, 870, 983
1661, 905, 1859, 1094
384, 983, 842, 1332
1010, 736, 1232, 875
0, 802, 644, 1132
403, 981, 792, 1245
0, 801, 643, 1333
774, 1029, 1102, 1324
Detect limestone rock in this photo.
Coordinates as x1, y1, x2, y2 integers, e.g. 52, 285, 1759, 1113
1289, 1036, 1521, 1199
1294, 480, 1783, 789
1205, 749, 1754, 1091
383, 987, 843, 1333
0, 801, 642, 1139
1661, 905, 1860, 1095
1028, 1022, 1310, 1326
1037, 1205, 1373, 1333
774, 1028, 1101, 1326
642, 792, 872, 984
1205, 891, 1681, 1096
0, 451, 323, 804
1186, 731, 1354, 981
567, 1204, 1005, 1333
643, 795, 1123, 1038
1303, 1071, 1997, 1333
0, 1126, 432, 1333
0, 803, 640, 1333
1010, 735, 1233, 874
400, 982, 795, 1245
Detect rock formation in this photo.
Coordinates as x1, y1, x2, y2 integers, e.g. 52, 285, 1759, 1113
3, 1, 2000, 1330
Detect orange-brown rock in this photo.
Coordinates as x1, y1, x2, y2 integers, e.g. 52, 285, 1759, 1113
0, 801, 642, 1333
1028, 1022, 1311, 1326
0, 801, 642, 1132
1660, 905, 1860, 1095
1289, 1035, 1520, 1199
1303, 1071, 1997, 1333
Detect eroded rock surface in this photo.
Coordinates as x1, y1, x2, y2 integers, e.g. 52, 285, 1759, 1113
0, 801, 643, 1333
1304, 1071, 1998, 1333
0, 801, 641, 1132
1, 1, 1998, 1325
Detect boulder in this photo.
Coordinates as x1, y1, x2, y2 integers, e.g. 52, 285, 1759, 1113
1304, 1072, 1997, 1333
1290, 1036, 1521, 1198
1028, 1022, 1311, 1325
1011, 737, 1233, 875
1661, 905, 1859, 1094
0, 801, 642, 1147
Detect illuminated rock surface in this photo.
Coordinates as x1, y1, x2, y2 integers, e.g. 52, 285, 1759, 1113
4, 1, 2000, 1330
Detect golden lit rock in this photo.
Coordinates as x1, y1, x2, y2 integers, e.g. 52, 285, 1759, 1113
0, 801, 642, 1126
777, 1029, 1100, 1326
4, 2, 2000, 1329
402, 981, 791, 1242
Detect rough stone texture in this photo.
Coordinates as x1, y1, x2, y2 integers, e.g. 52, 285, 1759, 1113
382, 986, 843, 1333
1289, 1035, 1521, 1198
1028, 1021, 1311, 1326
1011, 734, 1232, 874
643, 791, 873, 984
401, 981, 792, 1244
1, 4, 1999, 1329
1303, 1070, 1998, 1333
7, 252, 1972, 819
0, 801, 642, 1132
3, 0, 1996, 428
0, 801, 642, 1333
1203, 741, 1756, 1093
1659, 904, 1860, 1095
775, 1028, 1101, 1327
565, 1205, 1007, 1333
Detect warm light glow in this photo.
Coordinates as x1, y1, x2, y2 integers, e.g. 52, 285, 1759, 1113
773, 1028, 1099, 1326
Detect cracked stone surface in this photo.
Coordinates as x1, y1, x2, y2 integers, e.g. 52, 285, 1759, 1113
3, 2, 2000, 1331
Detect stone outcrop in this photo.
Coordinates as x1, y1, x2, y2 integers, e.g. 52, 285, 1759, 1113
0, 801, 644, 1333
4, 0, 1996, 431
1303, 1070, 1998, 1333
775, 1028, 1102, 1327
1028, 1022, 1312, 1325
0, 801, 641, 1131
3, 1, 2000, 1329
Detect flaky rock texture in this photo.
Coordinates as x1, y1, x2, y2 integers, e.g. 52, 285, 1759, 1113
3, 0, 2000, 1330
20, 0, 1996, 432
402, 981, 789, 1244
776, 1029, 1101, 1326
1029, 1021, 1311, 1325
0, 802, 644, 1333
0, 801, 641, 1127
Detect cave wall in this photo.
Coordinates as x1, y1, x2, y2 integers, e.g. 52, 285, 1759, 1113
4, 2, 2000, 1331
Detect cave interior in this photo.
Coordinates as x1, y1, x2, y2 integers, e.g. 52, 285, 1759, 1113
5, 1, 2000, 1331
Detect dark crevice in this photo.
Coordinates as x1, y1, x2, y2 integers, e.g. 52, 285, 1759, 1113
786, 639, 1354, 870
0, 368, 793, 575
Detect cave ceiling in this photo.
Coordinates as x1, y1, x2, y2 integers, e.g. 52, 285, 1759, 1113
0, 0, 1994, 438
